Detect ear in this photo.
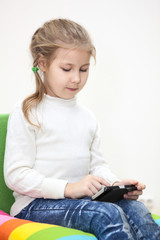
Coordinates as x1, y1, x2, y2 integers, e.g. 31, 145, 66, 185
38, 54, 47, 72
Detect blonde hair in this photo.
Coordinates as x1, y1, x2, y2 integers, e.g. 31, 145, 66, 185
22, 19, 96, 126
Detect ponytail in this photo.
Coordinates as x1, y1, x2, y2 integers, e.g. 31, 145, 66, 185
22, 70, 46, 127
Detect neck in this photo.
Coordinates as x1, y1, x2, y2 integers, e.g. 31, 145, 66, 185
44, 94, 77, 107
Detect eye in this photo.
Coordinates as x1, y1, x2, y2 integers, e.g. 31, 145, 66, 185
80, 68, 88, 72
62, 68, 71, 72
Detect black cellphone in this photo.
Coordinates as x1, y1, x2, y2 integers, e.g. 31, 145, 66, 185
91, 184, 137, 203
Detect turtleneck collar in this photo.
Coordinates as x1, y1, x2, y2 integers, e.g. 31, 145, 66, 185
44, 94, 77, 107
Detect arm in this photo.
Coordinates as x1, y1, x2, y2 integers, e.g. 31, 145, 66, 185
90, 123, 145, 200
4, 105, 67, 199
65, 122, 145, 200
89, 123, 119, 185
89, 122, 146, 200
65, 122, 120, 199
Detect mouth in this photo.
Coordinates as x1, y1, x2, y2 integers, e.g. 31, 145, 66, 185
66, 87, 78, 92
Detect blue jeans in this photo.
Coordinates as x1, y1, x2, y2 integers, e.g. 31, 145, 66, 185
15, 198, 160, 240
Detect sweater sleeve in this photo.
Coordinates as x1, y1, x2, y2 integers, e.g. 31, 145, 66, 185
4, 104, 68, 199
89, 122, 120, 185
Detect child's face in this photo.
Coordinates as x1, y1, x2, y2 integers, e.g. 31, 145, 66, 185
42, 48, 90, 99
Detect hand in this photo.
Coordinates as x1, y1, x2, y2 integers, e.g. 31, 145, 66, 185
113, 179, 146, 200
64, 175, 110, 199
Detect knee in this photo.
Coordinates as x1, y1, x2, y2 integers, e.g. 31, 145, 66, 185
132, 200, 150, 217
91, 201, 124, 223
119, 199, 150, 218
129, 200, 149, 212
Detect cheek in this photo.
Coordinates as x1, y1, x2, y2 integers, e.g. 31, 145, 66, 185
79, 78, 87, 90
48, 70, 64, 85
81, 73, 89, 84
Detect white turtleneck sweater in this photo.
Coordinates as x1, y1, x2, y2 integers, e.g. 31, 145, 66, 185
4, 95, 119, 216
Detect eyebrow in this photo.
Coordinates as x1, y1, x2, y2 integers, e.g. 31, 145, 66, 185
61, 63, 90, 67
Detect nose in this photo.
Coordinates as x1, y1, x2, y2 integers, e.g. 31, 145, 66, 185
71, 71, 81, 84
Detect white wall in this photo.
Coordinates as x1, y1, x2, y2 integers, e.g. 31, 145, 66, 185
1, 0, 160, 213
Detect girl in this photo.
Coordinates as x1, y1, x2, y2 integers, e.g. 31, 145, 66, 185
4, 19, 160, 240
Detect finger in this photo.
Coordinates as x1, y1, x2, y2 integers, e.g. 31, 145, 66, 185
87, 188, 96, 198
91, 180, 103, 191
124, 194, 139, 200
124, 190, 143, 200
136, 182, 146, 191
127, 190, 143, 196
119, 179, 138, 186
89, 184, 100, 196
93, 176, 110, 186
82, 184, 95, 198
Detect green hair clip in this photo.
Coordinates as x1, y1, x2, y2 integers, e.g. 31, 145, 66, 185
32, 67, 39, 73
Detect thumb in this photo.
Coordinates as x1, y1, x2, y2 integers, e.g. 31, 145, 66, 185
119, 179, 138, 186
